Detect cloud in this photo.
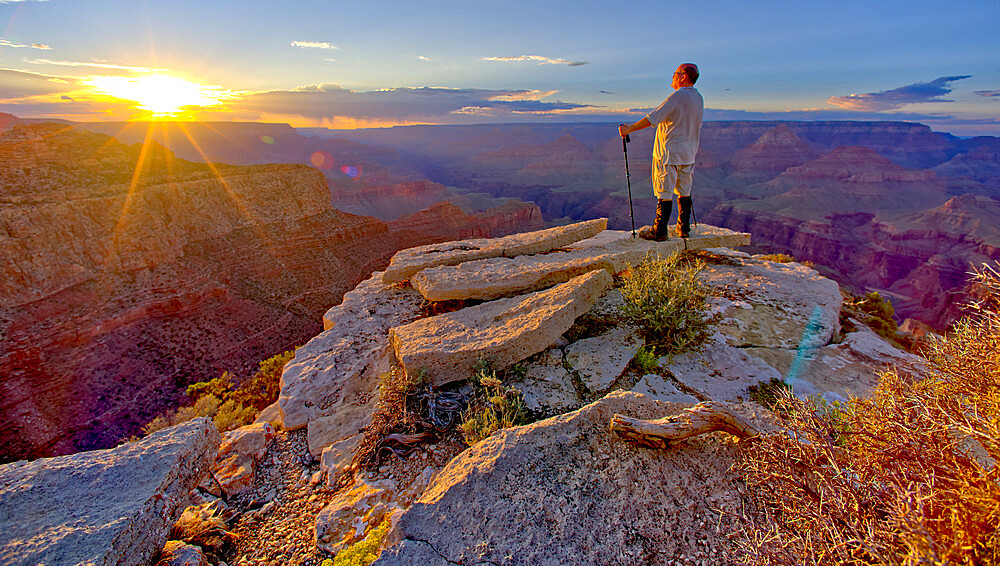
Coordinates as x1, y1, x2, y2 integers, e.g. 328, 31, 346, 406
482, 55, 588, 67
26, 58, 164, 73
0, 68, 80, 99
290, 41, 337, 49
0, 0, 48, 3
974, 90, 1000, 98
0, 38, 52, 49
218, 84, 598, 126
60, 94, 75, 102
417, 56, 430, 62
827, 75, 972, 111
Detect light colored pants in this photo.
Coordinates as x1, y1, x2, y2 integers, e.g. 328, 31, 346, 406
652, 162, 694, 199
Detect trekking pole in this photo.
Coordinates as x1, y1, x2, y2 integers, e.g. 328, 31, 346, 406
620, 125, 636, 238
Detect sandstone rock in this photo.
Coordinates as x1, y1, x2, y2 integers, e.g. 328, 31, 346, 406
308, 410, 370, 459
154, 541, 209, 566
0, 418, 219, 566
280, 272, 424, 432
321, 434, 363, 486
509, 348, 580, 414
700, 257, 842, 349
664, 332, 784, 401
391, 270, 613, 385
213, 422, 277, 498
381, 218, 608, 284
631, 374, 700, 404
565, 326, 644, 393
374, 391, 759, 566
410, 224, 751, 301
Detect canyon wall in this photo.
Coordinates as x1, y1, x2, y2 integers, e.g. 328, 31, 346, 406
0, 124, 540, 462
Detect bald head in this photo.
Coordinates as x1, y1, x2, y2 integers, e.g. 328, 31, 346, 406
679, 63, 699, 85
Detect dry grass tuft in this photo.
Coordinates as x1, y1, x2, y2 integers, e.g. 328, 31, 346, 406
734, 264, 1000, 565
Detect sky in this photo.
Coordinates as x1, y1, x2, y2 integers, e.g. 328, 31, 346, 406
1, 0, 998, 136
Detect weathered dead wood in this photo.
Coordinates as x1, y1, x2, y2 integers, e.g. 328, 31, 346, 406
611, 401, 760, 450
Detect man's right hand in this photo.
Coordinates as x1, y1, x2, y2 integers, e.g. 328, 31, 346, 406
619, 124, 630, 138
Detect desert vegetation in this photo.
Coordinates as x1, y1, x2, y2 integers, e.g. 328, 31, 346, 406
735, 265, 1000, 565
459, 361, 529, 445
620, 251, 712, 358
142, 349, 296, 436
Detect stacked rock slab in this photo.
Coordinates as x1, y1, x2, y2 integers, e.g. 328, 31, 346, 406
391, 269, 614, 386
381, 218, 608, 284
410, 224, 751, 302
0, 418, 219, 566
278, 273, 425, 442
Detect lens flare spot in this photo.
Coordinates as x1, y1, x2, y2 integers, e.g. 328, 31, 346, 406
310, 150, 334, 170
341, 165, 360, 178
261, 135, 274, 144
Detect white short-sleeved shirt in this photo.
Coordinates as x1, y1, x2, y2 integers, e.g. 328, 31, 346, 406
645, 87, 704, 165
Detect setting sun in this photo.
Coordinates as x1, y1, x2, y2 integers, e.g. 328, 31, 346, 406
83, 74, 232, 117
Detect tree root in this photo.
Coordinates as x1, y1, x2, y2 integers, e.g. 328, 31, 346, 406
611, 401, 759, 450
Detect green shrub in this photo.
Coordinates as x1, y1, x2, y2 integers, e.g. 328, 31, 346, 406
632, 345, 661, 374
332, 517, 392, 566
844, 290, 897, 339
141, 349, 296, 436
757, 253, 796, 263
459, 363, 529, 445
620, 252, 711, 358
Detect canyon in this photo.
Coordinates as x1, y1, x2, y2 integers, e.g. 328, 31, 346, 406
0, 123, 541, 462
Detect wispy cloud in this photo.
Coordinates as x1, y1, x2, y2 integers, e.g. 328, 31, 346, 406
417, 56, 430, 62
0, 38, 51, 49
213, 84, 597, 126
290, 41, 337, 49
0, 68, 79, 99
974, 90, 1000, 98
26, 58, 163, 73
482, 55, 587, 67
0, 0, 49, 3
827, 75, 972, 111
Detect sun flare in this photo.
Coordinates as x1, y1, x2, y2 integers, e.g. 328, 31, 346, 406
84, 74, 232, 118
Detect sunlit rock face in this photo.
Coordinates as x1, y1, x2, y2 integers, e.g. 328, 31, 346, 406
0, 125, 541, 463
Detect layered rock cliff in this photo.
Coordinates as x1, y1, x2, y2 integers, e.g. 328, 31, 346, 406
0, 124, 541, 462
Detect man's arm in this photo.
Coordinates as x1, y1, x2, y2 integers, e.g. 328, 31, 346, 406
619, 118, 651, 139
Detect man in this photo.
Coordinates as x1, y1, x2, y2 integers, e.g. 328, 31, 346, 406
619, 63, 704, 240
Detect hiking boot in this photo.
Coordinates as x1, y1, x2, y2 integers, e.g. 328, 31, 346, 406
639, 198, 671, 241
677, 196, 693, 238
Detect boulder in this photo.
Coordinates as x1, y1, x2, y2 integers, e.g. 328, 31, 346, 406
410, 225, 751, 302
390, 270, 613, 385
509, 348, 580, 414
279, 272, 424, 431
565, 326, 644, 393
321, 434, 363, 486
212, 422, 277, 498
744, 326, 927, 402
253, 402, 282, 427
374, 391, 759, 566
0, 418, 219, 566
381, 218, 608, 284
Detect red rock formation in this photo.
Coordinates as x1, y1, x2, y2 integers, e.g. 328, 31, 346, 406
0, 125, 541, 462
727, 124, 822, 182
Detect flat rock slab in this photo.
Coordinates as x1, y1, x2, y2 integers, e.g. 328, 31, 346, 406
664, 332, 783, 402
411, 224, 751, 301
0, 418, 219, 566
391, 269, 613, 386
374, 391, 766, 566
631, 374, 700, 404
279, 272, 424, 434
381, 218, 607, 284
510, 348, 581, 415
565, 326, 644, 393
700, 257, 842, 350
